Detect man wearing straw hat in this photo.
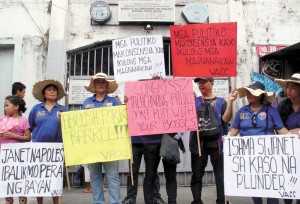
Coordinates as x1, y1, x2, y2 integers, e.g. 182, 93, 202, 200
189, 77, 237, 204
82, 73, 121, 204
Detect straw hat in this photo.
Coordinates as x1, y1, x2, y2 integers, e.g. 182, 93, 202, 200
275, 73, 300, 91
238, 81, 275, 103
32, 79, 67, 102
84, 73, 118, 93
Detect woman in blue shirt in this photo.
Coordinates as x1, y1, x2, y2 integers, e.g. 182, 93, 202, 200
28, 79, 67, 204
82, 73, 122, 204
276, 73, 300, 204
231, 81, 288, 204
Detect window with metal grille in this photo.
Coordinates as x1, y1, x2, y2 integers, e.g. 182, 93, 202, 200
67, 38, 173, 78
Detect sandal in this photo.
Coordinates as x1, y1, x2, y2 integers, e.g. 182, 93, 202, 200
83, 189, 92, 193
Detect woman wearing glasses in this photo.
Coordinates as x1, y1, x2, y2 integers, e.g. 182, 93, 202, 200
230, 81, 288, 204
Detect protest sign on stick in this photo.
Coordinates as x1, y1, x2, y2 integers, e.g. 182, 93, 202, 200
224, 135, 300, 199
251, 72, 283, 96
125, 78, 198, 136
112, 35, 166, 81
61, 106, 131, 166
0, 143, 64, 197
170, 22, 237, 77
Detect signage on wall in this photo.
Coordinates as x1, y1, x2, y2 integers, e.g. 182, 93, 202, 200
256, 45, 286, 57
182, 2, 209, 24
90, 1, 112, 25
256, 45, 286, 79
118, 1, 175, 24
261, 59, 283, 79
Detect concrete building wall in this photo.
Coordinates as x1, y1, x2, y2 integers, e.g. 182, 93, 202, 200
0, 0, 300, 185
0, 1, 50, 113
1, 0, 300, 114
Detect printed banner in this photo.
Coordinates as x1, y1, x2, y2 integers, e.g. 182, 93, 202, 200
0, 143, 63, 197
170, 22, 237, 77
125, 78, 198, 136
61, 106, 131, 166
256, 45, 286, 57
251, 72, 283, 96
224, 135, 300, 199
112, 35, 166, 81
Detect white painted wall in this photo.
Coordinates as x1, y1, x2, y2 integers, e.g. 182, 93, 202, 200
0, 1, 50, 116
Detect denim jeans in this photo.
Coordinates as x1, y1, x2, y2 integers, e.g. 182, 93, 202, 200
143, 143, 177, 204
125, 143, 161, 200
88, 161, 121, 204
190, 148, 224, 204
252, 197, 279, 204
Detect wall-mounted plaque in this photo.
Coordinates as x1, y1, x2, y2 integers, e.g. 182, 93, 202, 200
118, 1, 175, 24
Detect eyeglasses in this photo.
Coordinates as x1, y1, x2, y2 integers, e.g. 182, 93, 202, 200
252, 114, 257, 128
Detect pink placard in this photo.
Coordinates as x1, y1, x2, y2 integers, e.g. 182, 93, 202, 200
125, 78, 198, 136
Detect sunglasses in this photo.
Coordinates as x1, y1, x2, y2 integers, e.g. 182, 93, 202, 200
252, 114, 257, 128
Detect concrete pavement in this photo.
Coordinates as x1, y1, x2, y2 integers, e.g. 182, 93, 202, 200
1, 185, 286, 204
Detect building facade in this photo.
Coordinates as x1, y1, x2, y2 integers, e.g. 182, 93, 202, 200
0, 0, 299, 185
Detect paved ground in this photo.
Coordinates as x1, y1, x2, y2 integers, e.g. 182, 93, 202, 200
1, 185, 287, 204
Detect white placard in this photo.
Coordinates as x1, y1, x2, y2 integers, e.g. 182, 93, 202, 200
69, 79, 93, 104
118, 1, 175, 23
112, 35, 166, 81
224, 135, 300, 199
0, 143, 64, 197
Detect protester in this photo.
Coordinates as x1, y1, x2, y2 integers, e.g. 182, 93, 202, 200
28, 79, 67, 204
122, 95, 166, 204
125, 77, 184, 204
0, 96, 31, 204
82, 72, 121, 204
275, 73, 300, 204
189, 77, 237, 204
83, 164, 92, 193
12, 82, 26, 99
74, 165, 84, 187
142, 133, 180, 204
230, 81, 289, 204
122, 135, 166, 204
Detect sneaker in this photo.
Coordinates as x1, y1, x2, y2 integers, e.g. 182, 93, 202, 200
153, 197, 166, 204
122, 198, 136, 204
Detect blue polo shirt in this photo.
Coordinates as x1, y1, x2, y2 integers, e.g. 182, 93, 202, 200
232, 104, 284, 136
81, 94, 120, 110
28, 102, 68, 142
277, 99, 300, 129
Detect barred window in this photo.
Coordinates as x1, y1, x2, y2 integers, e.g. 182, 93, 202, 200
67, 38, 173, 78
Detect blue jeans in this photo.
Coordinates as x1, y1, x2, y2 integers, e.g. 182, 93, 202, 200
88, 161, 121, 204
252, 197, 279, 204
